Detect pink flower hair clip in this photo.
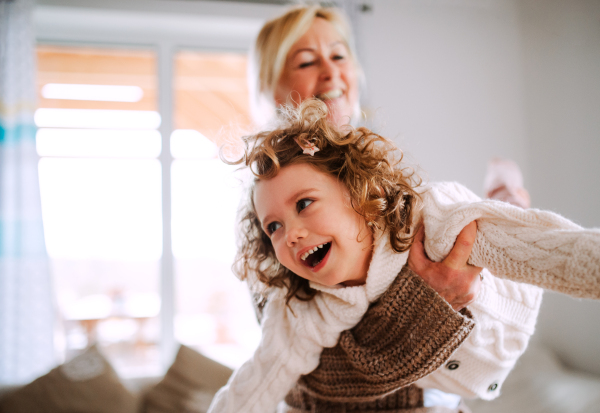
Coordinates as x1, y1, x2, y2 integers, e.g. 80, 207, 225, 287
295, 137, 320, 156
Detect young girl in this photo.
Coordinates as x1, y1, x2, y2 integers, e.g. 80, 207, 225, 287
208, 99, 600, 413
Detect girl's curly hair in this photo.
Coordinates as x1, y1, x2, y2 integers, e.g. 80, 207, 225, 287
229, 99, 421, 305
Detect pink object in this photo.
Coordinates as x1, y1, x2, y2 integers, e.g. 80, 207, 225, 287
295, 137, 320, 156
484, 158, 531, 208
302, 144, 320, 156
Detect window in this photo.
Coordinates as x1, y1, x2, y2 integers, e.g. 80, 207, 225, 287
171, 51, 259, 368
37, 44, 261, 376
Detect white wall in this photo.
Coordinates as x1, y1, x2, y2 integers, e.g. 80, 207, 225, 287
517, 0, 600, 376
518, 0, 600, 230
360, 0, 600, 375
358, 0, 527, 194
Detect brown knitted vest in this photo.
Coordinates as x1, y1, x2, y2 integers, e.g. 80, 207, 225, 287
283, 266, 475, 412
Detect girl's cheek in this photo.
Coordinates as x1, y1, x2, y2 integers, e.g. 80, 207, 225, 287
274, 244, 288, 266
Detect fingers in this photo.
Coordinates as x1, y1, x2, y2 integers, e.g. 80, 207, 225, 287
442, 221, 478, 270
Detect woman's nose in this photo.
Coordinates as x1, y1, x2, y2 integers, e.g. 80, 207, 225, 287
320, 58, 339, 81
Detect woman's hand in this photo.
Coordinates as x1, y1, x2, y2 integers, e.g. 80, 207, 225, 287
407, 221, 483, 311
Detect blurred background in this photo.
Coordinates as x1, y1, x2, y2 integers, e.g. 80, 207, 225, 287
3, 0, 599, 391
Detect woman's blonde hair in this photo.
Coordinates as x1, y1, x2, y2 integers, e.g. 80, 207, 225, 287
231, 99, 420, 305
249, 5, 361, 125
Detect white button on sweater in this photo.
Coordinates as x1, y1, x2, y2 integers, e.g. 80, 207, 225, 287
208, 182, 600, 413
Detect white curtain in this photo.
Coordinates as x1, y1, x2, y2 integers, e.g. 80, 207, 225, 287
0, 0, 55, 384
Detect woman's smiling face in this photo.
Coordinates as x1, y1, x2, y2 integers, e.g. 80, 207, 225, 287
253, 163, 373, 287
274, 17, 359, 127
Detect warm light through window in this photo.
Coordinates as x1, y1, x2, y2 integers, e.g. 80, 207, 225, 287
172, 50, 260, 369
36, 128, 161, 158
170, 129, 217, 159
36, 44, 260, 377
41, 83, 144, 102
39, 158, 163, 260
34, 108, 161, 129
37, 45, 162, 378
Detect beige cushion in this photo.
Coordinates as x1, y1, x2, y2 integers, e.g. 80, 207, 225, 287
142, 345, 233, 413
0, 345, 137, 413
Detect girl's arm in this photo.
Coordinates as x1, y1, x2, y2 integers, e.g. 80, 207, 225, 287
421, 181, 600, 298
208, 286, 370, 413
416, 269, 544, 400
471, 223, 599, 298
208, 294, 321, 413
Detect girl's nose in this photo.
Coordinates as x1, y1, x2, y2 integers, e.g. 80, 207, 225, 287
286, 223, 307, 247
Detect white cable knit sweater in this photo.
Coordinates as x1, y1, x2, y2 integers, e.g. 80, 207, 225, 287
208, 182, 600, 413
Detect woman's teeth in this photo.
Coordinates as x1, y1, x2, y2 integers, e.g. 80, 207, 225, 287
316, 89, 343, 100
301, 243, 326, 261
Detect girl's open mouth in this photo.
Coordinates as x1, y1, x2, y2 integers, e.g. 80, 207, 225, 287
300, 242, 331, 268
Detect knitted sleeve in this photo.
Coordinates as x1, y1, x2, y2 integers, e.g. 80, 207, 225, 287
207, 293, 320, 413
207, 286, 371, 413
421, 182, 600, 298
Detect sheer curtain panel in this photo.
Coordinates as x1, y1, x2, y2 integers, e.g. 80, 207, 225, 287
0, 0, 55, 384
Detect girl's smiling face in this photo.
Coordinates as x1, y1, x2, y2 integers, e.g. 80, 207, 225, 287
253, 163, 373, 287
274, 17, 359, 127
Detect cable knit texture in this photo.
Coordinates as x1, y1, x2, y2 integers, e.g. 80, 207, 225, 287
208, 182, 600, 412
419, 182, 599, 299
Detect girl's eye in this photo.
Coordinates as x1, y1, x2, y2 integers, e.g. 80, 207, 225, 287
297, 198, 313, 212
332, 54, 345, 61
267, 222, 282, 235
